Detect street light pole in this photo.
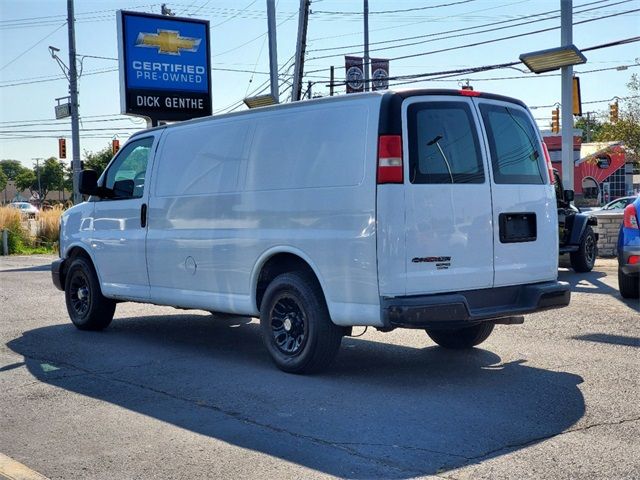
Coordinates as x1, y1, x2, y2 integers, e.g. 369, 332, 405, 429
561, 0, 574, 193
67, 0, 81, 204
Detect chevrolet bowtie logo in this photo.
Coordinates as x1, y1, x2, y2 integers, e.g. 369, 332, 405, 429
136, 30, 201, 55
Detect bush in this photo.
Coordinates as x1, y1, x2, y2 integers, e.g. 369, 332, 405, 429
0, 206, 30, 254
37, 205, 63, 248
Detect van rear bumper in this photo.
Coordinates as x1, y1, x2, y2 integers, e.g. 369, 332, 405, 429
381, 281, 570, 329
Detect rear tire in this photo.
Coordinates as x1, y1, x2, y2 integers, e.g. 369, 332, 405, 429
618, 266, 639, 299
570, 226, 597, 272
64, 257, 116, 330
260, 271, 343, 374
426, 323, 494, 349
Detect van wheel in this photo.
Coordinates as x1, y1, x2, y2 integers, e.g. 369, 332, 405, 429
64, 257, 116, 330
618, 266, 639, 299
260, 272, 343, 374
425, 323, 494, 349
570, 226, 597, 272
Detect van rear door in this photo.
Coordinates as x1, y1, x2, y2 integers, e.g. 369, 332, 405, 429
400, 95, 494, 295
474, 98, 558, 286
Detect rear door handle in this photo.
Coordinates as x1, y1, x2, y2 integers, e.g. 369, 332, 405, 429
141, 203, 147, 228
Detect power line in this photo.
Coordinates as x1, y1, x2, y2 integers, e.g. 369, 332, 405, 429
0, 22, 67, 71
313, 0, 477, 15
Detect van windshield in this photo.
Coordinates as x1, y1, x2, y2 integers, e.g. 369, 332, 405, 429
479, 104, 544, 185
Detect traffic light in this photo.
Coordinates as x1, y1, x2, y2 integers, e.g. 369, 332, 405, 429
58, 138, 66, 159
112, 139, 120, 155
609, 101, 619, 123
551, 108, 560, 134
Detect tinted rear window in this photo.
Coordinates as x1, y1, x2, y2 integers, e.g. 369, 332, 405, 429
407, 101, 484, 184
479, 104, 544, 184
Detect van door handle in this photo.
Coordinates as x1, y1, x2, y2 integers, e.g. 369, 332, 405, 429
141, 203, 147, 228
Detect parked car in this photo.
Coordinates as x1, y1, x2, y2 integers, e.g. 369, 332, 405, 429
53, 89, 570, 373
617, 197, 640, 298
553, 170, 598, 272
8, 201, 39, 218
599, 195, 638, 213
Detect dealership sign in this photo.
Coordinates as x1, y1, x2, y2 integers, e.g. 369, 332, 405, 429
117, 10, 212, 122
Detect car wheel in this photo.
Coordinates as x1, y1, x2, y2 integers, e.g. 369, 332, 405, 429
260, 271, 343, 374
570, 226, 597, 272
425, 323, 494, 349
618, 266, 639, 299
64, 257, 116, 330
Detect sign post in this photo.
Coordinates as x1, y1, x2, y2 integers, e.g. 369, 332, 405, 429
117, 11, 212, 125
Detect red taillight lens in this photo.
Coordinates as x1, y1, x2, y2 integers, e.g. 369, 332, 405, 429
377, 135, 403, 184
459, 89, 481, 97
542, 143, 554, 184
623, 204, 639, 229
629, 255, 640, 265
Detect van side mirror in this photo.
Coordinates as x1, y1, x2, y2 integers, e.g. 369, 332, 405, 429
563, 190, 574, 202
79, 170, 99, 196
112, 179, 134, 198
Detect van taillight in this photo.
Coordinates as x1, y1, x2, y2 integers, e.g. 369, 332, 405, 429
377, 135, 403, 184
542, 143, 554, 184
623, 204, 639, 229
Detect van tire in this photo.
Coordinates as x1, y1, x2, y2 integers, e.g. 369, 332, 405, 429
570, 226, 597, 272
425, 323, 494, 349
64, 257, 116, 331
260, 271, 343, 374
618, 266, 639, 299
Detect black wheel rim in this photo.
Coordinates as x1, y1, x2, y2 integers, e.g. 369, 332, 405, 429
585, 234, 596, 265
270, 295, 307, 356
69, 271, 91, 317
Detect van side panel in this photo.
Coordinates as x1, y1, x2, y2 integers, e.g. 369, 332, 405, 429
146, 98, 383, 326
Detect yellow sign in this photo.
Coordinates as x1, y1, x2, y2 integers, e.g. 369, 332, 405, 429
136, 30, 201, 55
573, 76, 582, 117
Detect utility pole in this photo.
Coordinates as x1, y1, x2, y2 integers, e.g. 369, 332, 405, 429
560, 0, 574, 193
363, 0, 370, 92
34, 158, 42, 207
266, 0, 279, 103
329, 66, 335, 96
292, 0, 310, 101
67, 0, 81, 204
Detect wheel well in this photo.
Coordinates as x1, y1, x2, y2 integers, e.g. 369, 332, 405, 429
62, 247, 93, 281
255, 253, 320, 311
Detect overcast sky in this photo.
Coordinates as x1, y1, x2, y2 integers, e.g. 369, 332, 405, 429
1, 0, 638, 168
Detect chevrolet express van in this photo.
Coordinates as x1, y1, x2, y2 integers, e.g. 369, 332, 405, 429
52, 89, 570, 373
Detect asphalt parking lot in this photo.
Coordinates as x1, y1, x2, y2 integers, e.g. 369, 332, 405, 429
1, 255, 638, 480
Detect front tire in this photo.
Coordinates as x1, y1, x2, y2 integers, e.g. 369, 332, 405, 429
426, 323, 494, 349
570, 226, 597, 272
64, 257, 116, 330
260, 271, 343, 374
618, 266, 639, 299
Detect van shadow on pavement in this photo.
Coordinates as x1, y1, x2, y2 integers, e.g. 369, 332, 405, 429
7, 314, 585, 479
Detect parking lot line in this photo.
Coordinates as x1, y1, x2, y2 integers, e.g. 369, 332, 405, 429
0, 453, 49, 480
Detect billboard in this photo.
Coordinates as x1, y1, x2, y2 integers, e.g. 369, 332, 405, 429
117, 10, 212, 122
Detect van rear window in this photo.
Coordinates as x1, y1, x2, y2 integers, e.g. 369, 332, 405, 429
479, 104, 544, 185
407, 102, 484, 184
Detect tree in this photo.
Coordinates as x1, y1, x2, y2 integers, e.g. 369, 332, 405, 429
574, 116, 604, 143
14, 157, 65, 202
592, 74, 640, 163
0, 169, 7, 192
0, 159, 27, 180
83, 145, 115, 177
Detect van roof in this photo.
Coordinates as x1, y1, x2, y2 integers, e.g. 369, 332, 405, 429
129, 88, 529, 139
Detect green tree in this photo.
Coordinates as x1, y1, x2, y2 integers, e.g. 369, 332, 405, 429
592, 74, 640, 163
0, 159, 27, 180
14, 157, 65, 202
0, 169, 7, 192
83, 145, 115, 177
574, 116, 604, 142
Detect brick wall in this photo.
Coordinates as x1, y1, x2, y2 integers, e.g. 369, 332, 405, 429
591, 211, 624, 257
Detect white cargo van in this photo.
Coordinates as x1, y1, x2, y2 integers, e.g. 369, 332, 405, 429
53, 89, 570, 373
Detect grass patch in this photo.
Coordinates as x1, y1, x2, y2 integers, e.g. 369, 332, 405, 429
0, 205, 62, 255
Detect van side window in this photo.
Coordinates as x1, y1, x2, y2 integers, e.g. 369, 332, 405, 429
407, 102, 484, 184
104, 137, 154, 199
479, 104, 544, 184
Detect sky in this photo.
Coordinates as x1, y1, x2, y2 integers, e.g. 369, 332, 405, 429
1, 0, 639, 169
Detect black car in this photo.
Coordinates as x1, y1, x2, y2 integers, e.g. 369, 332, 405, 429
554, 170, 598, 272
